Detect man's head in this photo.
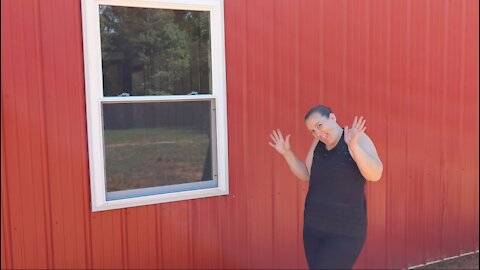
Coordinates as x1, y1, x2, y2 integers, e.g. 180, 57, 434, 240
304, 105, 332, 120
304, 105, 341, 146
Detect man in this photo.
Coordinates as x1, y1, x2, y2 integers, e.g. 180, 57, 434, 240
269, 105, 383, 269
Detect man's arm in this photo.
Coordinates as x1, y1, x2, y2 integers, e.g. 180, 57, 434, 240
269, 129, 318, 181
344, 116, 383, 181
282, 139, 318, 181
348, 133, 383, 181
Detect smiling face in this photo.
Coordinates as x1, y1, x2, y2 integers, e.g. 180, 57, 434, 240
305, 112, 342, 147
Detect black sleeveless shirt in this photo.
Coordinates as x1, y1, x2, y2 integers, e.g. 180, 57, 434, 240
304, 130, 367, 237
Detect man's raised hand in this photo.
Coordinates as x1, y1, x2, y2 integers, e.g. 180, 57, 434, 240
269, 128, 291, 156
344, 116, 366, 147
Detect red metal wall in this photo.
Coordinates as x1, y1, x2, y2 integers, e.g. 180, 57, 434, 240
1, 0, 478, 269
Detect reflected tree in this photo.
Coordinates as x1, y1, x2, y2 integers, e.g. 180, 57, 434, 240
100, 5, 211, 96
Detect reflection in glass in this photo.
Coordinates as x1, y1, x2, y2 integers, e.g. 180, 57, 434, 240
99, 5, 212, 97
103, 102, 213, 192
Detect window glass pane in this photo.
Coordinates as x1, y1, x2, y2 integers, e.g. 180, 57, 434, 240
99, 5, 212, 97
103, 101, 214, 193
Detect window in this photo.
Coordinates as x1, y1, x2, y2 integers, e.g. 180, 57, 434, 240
81, 0, 228, 211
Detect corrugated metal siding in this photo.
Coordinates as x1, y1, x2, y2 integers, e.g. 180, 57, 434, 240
1, 0, 478, 269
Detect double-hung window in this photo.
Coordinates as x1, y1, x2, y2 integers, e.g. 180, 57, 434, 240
81, 0, 228, 211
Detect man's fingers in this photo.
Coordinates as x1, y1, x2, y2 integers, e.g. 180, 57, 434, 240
356, 117, 366, 132
268, 142, 276, 148
352, 116, 358, 128
270, 133, 277, 142
286, 134, 291, 144
274, 129, 283, 140
358, 117, 365, 129
351, 116, 367, 131
277, 128, 284, 141
272, 129, 280, 141
360, 119, 366, 129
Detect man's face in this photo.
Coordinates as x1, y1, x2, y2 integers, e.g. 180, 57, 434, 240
305, 112, 338, 145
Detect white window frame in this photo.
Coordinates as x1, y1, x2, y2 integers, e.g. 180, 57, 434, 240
81, 0, 228, 212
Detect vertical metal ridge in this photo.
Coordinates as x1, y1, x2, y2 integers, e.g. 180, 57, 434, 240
65, 0, 93, 267
149, 205, 158, 268
55, 0, 70, 265
42, 0, 67, 266
422, 1, 432, 260
1, 0, 15, 267
1, 196, 12, 269
187, 201, 194, 269
241, 0, 250, 267
17, 4, 34, 262
38, 0, 55, 267
384, 0, 393, 266
404, 0, 412, 266
20, 2, 40, 267
9, 0, 28, 267
243, 0, 252, 264
271, 0, 280, 266
121, 209, 129, 268
470, 0, 480, 252
293, 1, 301, 266
364, 0, 371, 109
341, 0, 348, 112
155, 205, 162, 269
439, 0, 450, 258
263, 0, 274, 265
242, 0, 250, 265
59, 1, 78, 265
216, 197, 225, 269
33, 0, 55, 268
269, 0, 277, 267
458, 0, 468, 253
225, 0, 249, 267
386, 1, 409, 268
69, 0, 92, 265
1, 92, 14, 270
422, 0, 434, 259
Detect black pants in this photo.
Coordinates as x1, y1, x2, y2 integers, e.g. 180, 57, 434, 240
303, 227, 366, 269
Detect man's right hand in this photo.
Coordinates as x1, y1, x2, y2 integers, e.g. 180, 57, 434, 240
269, 128, 291, 156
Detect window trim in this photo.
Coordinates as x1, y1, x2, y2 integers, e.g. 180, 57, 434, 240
81, 0, 228, 212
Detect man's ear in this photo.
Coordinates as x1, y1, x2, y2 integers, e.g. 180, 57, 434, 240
330, 113, 336, 121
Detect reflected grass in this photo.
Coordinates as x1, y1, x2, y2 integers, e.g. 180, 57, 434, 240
104, 127, 210, 191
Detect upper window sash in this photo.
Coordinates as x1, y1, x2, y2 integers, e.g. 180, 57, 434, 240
83, 0, 226, 99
